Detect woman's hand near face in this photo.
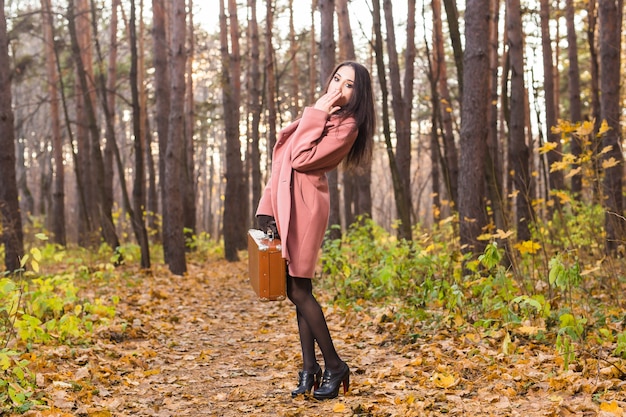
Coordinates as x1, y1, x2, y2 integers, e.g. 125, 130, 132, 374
314, 90, 343, 115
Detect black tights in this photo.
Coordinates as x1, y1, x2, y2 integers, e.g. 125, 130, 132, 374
286, 274, 342, 372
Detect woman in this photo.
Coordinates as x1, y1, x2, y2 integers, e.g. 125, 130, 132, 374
256, 61, 375, 400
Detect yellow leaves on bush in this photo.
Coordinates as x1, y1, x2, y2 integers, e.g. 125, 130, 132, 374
515, 240, 541, 255
602, 157, 620, 170
598, 119, 612, 136
538, 141, 558, 154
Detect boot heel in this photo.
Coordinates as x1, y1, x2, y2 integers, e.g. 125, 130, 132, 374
313, 362, 350, 400
342, 374, 350, 394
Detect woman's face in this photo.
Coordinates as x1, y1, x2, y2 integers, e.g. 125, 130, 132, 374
328, 65, 355, 107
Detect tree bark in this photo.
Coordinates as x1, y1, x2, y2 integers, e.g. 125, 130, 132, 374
372, 0, 410, 240
265, 0, 277, 156
0, 0, 24, 271
69, 0, 121, 251
432, 0, 459, 207
152, 0, 171, 261
221, 0, 247, 261
165, 0, 188, 274
248, 0, 262, 222
382, 0, 414, 240
458, 0, 490, 254
41, 0, 66, 246
318, 0, 342, 240
486, 0, 506, 234
507, 0, 533, 241
129, 0, 151, 268
540, 0, 564, 197
599, 0, 624, 253
442, 0, 464, 97
184, 0, 197, 246
565, 0, 583, 196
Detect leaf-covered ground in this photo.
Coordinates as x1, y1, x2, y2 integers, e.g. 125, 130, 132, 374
18, 258, 626, 416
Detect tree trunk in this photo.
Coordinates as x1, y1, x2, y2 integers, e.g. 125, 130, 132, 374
507, 0, 533, 242
336, 0, 372, 225
383, 0, 414, 240
599, 0, 624, 253
432, 0, 458, 207
486, 0, 506, 234
165, 0, 188, 274
140, 0, 158, 236
458, 0, 490, 254
69, 0, 121, 252
565, 0, 583, 196
265, 0, 277, 156
442, 0, 464, 97
184, 0, 197, 246
318, 0, 342, 240
152, 0, 171, 261
540, 0, 564, 197
102, 0, 118, 245
221, 0, 247, 261
129, 0, 151, 268
288, 0, 300, 120
0, 0, 24, 271
248, 0, 262, 222
372, 0, 410, 240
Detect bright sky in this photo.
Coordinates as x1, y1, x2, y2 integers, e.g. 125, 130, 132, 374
195, 0, 411, 43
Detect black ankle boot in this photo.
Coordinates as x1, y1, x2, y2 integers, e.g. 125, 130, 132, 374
291, 365, 322, 397
313, 362, 350, 400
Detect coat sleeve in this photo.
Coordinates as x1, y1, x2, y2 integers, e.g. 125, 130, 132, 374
255, 181, 274, 217
290, 107, 358, 172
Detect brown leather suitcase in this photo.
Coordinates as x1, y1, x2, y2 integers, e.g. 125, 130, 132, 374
247, 229, 287, 301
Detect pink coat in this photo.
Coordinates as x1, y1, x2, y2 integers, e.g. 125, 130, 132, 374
256, 107, 358, 278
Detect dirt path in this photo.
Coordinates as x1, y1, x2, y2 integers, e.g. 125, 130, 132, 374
30, 259, 625, 417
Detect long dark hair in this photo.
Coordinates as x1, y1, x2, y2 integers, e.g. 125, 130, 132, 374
323, 61, 375, 170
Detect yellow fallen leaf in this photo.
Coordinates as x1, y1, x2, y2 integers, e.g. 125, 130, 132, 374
431, 372, 456, 388
333, 403, 346, 412
600, 401, 623, 415
143, 369, 161, 377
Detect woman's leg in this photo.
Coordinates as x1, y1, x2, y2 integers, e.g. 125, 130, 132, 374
287, 274, 342, 371
295, 307, 317, 371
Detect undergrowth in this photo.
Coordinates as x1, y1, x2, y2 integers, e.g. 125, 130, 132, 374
320, 209, 626, 373
0, 230, 222, 414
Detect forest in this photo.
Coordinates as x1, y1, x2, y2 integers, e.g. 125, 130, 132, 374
0, 0, 625, 415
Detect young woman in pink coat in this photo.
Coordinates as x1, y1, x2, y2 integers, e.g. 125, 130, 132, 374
256, 61, 375, 400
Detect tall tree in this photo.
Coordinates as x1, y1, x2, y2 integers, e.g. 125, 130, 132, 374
129, 0, 151, 267
486, 0, 506, 234
565, 0, 583, 196
319, 0, 342, 240
248, 0, 263, 220
265, 0, 278, 155
41, 0, 66, 246
598, 0, 624, 253
69, 0, 121, 252
442, 0, 464, 97
221, 0, 247, 261
507, 0, 533, 241
383, 0, 415, 240
458, 0, 490, 253
432, 0, 459, 207
183, 0, 197, 244
0, 0, 24, 271
372, 0, 410, 240
165, 0, 188, 274
539, 0, 564, 198
336, 0, 355, 226
152, 0, 171, 260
